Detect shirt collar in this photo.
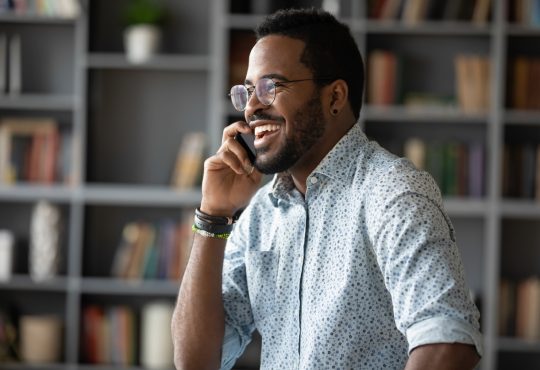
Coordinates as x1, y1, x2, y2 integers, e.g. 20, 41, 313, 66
268, 123, 368, 206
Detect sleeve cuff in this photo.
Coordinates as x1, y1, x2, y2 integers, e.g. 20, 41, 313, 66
406, 316, 483, 357
220, 323, 253, 370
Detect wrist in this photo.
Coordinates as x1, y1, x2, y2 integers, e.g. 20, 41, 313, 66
199, 202, 235, 218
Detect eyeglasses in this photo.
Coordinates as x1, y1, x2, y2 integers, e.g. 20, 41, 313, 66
229, 77, 333, 112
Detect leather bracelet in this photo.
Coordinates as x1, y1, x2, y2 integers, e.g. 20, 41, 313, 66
194, 213, 234, 234
195, 207, 238, 225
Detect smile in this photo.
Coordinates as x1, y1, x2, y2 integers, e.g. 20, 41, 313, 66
254, 124, 281, 139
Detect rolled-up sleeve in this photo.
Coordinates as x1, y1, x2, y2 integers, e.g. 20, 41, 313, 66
367, 168, 483, 357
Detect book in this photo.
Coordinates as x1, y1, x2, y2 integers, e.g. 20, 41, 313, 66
0, 117, 59, 184
8, 34, 21, 95
402, 0, 430, 25
403, 137, 426, 170
368, 50, 398, 106
515, 277, 540, 340
0, 33, 6, 94
171, 132, 206, 189
472, 0, 491, 24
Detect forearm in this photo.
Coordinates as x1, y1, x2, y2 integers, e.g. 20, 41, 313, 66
172, 234, 227, 370
404, 343, 480, 370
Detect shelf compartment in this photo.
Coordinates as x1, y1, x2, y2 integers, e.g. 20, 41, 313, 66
86, 53, 210, 71
0, 94, 74, 110
86, 69, 208, 185
81, 277, 179, 296
83, 184, 201, 206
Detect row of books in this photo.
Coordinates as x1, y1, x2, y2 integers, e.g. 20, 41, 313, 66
0, 118, 73, 185
0, 33, 21, 95
111, 212, 194, 281
499, 277, 540, 340
502, 143, 540, 199
82, 305, 136, 365
368, 0, 492, 24
511, 0, 540, 26
367, 50, 491, 113
0, 0, 80, 18
82, 302, 174, 367
510, 57, 540, 111
403, 138, 485, 197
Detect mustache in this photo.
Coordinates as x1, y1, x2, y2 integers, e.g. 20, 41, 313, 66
247, 113, 285, 125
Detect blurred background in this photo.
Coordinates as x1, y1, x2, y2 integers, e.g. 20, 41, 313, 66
0, 0, 539, 369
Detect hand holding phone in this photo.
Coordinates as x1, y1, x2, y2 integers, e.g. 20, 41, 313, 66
234, 132, 256, 164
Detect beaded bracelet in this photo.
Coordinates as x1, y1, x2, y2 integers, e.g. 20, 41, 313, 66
192, 224, 231, 239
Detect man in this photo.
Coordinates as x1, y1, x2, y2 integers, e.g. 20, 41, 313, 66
172, 8, 482, 370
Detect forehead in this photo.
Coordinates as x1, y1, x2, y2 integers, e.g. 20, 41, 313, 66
246, 35, 310, 82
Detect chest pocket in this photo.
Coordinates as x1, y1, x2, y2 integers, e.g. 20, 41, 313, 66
245, 250, 279, 324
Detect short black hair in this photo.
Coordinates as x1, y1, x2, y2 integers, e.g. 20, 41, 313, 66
255, 8, 364, 120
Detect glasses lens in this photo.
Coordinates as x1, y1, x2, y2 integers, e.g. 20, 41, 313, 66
230, 85, 248, 111
255, 78, 276, 106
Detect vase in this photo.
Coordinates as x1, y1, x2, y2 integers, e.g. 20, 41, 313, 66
124, 24, 162, 64
29, 201, 61, 282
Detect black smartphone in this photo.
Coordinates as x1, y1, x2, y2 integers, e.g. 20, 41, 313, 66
234, 132, 256, 164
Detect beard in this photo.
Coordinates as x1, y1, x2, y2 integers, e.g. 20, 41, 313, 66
254, 92, 326, 175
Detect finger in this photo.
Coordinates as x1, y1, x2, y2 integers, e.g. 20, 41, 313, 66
217, 148, 248, 175
222, 137, 253, 170
222, 121, 253, 143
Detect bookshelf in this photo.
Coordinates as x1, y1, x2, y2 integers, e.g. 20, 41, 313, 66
0, 0, 538, 369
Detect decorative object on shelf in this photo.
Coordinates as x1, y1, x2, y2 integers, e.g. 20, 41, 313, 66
140, 301, 174, 369
123, 0, 165, 64
0, 229, 14, 282
19, 315, 62, 363
29, 200, 62, 282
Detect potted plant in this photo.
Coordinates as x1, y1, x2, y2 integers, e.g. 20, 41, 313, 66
123, 0, 165, 64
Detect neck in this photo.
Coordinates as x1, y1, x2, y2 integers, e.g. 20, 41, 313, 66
290, 116, 355, 195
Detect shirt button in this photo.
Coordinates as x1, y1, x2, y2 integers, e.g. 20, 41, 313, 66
310, 177, 318, 184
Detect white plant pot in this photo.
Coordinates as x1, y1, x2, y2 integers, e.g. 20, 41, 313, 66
124, 24, 162, 64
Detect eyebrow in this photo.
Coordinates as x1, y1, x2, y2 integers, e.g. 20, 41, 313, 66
244, 73, 290, 86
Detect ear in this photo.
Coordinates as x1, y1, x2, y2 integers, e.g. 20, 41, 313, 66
325, 79, 349, 116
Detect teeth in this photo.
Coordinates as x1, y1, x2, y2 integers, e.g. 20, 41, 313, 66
254, 124, 280, 137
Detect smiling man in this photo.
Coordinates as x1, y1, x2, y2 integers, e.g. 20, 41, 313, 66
172, 8, 482, 370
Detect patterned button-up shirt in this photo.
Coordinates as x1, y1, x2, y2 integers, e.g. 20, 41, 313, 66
220, 123, 482, 369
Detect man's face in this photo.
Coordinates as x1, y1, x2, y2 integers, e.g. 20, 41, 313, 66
244, 35, 327, 174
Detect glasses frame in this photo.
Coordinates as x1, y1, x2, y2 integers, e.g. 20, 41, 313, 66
228, 77, 334, 112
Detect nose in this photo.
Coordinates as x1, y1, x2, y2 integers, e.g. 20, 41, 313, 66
244, 89, 267, 122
